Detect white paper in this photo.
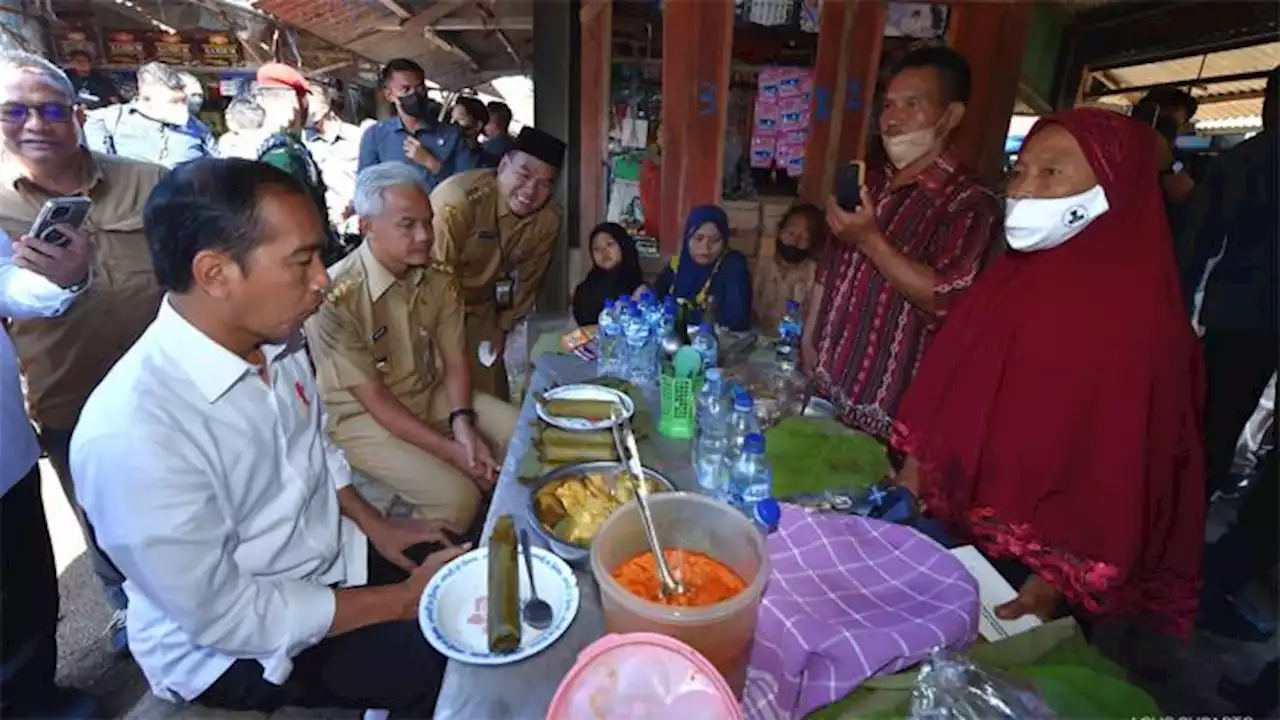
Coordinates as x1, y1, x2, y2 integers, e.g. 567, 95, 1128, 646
477, 341, 498, 368
949, 545, 1043, 641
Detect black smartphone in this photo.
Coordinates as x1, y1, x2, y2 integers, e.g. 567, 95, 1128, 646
834, 161, 865, 212
28, 197, 92, 248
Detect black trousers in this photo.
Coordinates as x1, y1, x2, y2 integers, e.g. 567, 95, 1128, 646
0, 465, 61, 715
1207, 445, 1278, 593
193, 541, 447, 716
1203, 330, 1278, 499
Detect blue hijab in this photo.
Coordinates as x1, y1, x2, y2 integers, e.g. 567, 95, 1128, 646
668, 204, 752, 330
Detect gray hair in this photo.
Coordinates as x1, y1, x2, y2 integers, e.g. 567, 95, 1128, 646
224, 91, 265, 133
136, 61, 184, 92
0, 51, 75, 103
353, 162, 429, 217
178, 71, 203, 96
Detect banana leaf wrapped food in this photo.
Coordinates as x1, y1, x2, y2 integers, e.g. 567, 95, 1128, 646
487, 515, 521, 654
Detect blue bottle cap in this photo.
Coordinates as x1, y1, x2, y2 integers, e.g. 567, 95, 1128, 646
641, 289, 655, 303
699, 322, 714, 334
663, 295, 676, 308
754, 498, 782, 531
733, 389, 754, 410
785, 299, 800, 311
743, 432, 765, 453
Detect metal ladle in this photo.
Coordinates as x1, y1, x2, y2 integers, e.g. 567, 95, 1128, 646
610, 405, 684, 599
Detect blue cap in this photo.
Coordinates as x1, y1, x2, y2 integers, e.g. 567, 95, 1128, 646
743, 432, 765, 453
754, 497, 782, 531
699, 322, 714, 334
785, 299, 800, 311
604, 298, 615, 308
733, 389, 753, 411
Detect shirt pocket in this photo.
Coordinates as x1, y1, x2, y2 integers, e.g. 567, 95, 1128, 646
86, 216, 152, 289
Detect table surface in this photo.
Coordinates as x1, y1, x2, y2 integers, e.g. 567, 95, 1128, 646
433, 353, 703, 720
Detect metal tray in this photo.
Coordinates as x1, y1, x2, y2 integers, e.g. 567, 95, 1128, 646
524, 460, 676, 566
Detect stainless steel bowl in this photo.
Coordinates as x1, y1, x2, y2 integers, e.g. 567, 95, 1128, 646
525, 460, 677, 566
802, 396, 836, 419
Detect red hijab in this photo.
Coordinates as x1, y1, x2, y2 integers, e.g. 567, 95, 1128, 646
892, 108, 1205, 634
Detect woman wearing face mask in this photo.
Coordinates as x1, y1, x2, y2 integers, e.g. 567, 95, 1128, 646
572, 222, 647, 327
891, 108, 1206, 634
653, 205, 753, 332
753, 203, 822, 331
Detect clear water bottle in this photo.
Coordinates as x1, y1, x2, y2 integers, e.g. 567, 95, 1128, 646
752, 497, 782, 534
691, 322, 719, 370
694, 369, 731, 495
776, 299, 803, 371
726, 389, 761, 458
640, 289, 663, 333
597, 298, 622, 377
727, 432, 773, 517
622, 298, 654, 385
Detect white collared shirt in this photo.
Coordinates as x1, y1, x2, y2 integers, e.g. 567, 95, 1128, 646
71, 298, 368, 702
0, 228, 82, 497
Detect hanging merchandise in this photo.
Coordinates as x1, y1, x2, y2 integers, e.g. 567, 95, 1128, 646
750, 66, 812, 176
799, 0, 822, 33
747, 0, 794, 27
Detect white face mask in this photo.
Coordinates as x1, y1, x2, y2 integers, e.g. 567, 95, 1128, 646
882, 126, 937, 169
1004, 185, 1110, 253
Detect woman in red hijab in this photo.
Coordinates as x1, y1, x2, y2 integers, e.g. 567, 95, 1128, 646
892, 108, 1205, 635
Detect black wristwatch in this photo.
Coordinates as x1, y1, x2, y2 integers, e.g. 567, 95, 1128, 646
448, 408, 477, 430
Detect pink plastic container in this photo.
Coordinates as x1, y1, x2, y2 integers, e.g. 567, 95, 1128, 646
546, 633, 742, 720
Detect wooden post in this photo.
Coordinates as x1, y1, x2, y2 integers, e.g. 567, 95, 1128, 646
659, 0, 734, 254
799, 0, 885, 204
947, 0, 1033, 185
578, 0, 612, 269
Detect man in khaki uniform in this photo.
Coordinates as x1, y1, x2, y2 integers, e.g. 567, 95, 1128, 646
0, 51, 166, 650
308, 162, 517, 533
429, 126, 566, 399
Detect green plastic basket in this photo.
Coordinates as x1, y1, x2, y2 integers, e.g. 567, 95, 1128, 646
658, 372, 702, 439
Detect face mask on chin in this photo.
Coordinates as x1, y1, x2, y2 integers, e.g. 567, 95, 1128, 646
1004, 185, 1110, 253
882, 110, 953, 169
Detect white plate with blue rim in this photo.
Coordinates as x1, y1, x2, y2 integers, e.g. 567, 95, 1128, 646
418, 545, 580, 666
535, 383, 635, 432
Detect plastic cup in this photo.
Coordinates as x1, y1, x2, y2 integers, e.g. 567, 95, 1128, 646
589, 493, 771, 698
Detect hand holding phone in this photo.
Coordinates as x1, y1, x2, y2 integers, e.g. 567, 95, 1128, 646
28, 197, 92, 248
834, 161, 866, 212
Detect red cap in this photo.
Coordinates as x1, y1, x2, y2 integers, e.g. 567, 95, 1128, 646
256, 62, 310, 93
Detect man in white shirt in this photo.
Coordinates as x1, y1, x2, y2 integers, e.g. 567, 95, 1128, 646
71, 157, 466, 714
0, 222, 96, 716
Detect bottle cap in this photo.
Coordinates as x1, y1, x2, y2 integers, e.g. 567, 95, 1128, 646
699, 322, 714, 334
641, 289, 655, 303
754, 498, 781, 531
786, 299, 800, 311
705, 367, 722, 382
733, 389, 753, 410
743, 432, 765, 454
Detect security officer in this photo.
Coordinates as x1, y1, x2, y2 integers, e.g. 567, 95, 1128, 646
429, 126, 566, 398
307, 162, 518, 534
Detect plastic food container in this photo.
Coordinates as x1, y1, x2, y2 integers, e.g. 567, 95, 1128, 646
546, 632, 742, 719
589, 493, 770, 698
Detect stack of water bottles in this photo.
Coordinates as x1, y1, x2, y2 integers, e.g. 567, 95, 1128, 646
775, 299, 803, 373
694, 376, 780, 534
596, 292, 676, 386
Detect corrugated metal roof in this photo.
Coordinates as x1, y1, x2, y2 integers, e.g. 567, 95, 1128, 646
1097, 42, 1278, 129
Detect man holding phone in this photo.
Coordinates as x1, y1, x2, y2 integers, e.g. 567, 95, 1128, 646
0, 51, 167, 651
806, 46, 999, 440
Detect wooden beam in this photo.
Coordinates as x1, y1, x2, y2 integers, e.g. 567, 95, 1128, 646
798, 0, 852, 204
374, 0, 413, 21
659, 0, 734, 254
1084, 69, 1275, 100
948, 0, 1033, 185
578, 0, 612, 275
434, 16, 532, 31
832, 0, 886, 181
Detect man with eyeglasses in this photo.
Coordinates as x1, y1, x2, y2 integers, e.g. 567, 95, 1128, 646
0, 51, 167, 653
358, 58, 477, 193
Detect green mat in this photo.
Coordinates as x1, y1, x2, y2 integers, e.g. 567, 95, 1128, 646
808, 619, 1159, 719
765, 417, 890, 498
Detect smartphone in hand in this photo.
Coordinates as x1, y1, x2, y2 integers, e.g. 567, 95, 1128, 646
834, 161, 865, 212
28, 197, 92, 249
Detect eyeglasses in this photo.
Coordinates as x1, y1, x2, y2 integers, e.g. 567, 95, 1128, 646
0, 102, 74, 125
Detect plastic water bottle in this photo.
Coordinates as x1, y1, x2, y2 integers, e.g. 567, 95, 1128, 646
728, 432, 773, 518
641, 289, 663, 333
726, 389, 761, 458
776, 299, 803, 371
691, 323, 719, 370
694, 369, 731, 495
753, 497, 782, 534
597, 298, 622, 377
622, 298, 654, 385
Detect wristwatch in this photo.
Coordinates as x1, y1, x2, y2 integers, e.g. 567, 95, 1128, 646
448, 408, 477, 429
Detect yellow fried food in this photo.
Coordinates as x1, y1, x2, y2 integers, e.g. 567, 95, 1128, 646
536, 472, 668, 547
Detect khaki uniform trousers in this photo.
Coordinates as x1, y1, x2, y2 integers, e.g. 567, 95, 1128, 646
465, 303, 510, 402
339, 392, 519, 531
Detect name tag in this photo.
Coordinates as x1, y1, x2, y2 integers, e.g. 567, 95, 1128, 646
371, 326, 387, 342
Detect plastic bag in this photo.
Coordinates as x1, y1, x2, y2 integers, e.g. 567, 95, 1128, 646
909, 649, 1054, 720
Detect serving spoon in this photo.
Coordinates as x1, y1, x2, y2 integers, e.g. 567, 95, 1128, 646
610, 405, 685, 599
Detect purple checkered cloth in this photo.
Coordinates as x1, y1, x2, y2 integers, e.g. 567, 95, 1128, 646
741, 505, 979, 719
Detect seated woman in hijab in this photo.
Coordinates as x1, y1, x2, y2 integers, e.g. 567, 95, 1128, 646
892, 108, 1205, 635
753, 203, 822, 332
653, 205, 753, 331
572, 222, 646, 327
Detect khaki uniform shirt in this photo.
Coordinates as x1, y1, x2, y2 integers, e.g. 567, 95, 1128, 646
428, 169, 562, 332
306, 242, 466, 441
0, 151, 166, 429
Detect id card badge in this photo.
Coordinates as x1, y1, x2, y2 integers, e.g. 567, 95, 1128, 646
494, 276, 515, 310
